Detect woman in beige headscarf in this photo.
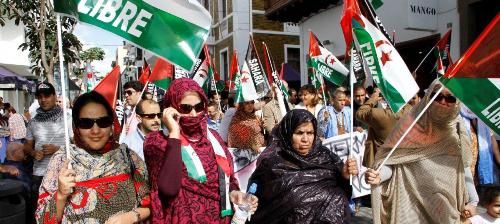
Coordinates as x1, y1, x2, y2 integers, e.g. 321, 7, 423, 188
365, 80, 477, 224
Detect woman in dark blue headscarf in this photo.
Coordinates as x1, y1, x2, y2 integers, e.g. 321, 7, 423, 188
248, 109, 357, 224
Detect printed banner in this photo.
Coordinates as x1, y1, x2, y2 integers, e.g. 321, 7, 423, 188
323, 131, 371, 198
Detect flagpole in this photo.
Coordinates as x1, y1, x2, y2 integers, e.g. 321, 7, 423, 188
213, 78, 222, 112
376, 86, 444, 171
56, 15, 72, 166
412, 45, 436, 76
349, 73, 355, 185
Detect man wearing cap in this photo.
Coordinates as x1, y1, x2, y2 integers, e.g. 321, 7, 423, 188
23, 82, 72, 220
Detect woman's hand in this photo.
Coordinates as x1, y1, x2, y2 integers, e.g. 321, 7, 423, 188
162, 107, 181, 138
461, 204, 476, 219
365, 168, 381, 185
342, 158, 358, 179
57, 161, 76, 200
230, 190, 259, 213
105, 211, 137, 224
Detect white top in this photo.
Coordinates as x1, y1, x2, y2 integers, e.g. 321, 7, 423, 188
122, 126, 146, 161
294, 103, 324, 119
470, 213, 500, 224
218, 107, 237, 143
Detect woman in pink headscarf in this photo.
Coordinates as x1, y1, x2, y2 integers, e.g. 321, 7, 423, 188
144, 78, 257, 224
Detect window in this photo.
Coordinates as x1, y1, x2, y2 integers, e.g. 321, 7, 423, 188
285, 46, 300, 73
200, 0, 210, 11
218, 0, 227, 20
220, 49, 229, 80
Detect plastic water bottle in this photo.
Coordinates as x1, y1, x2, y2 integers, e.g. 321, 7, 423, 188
231, 183, 257, 224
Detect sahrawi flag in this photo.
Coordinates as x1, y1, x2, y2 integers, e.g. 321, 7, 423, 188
84, 62, 95, 92
190, 45, 214, 93
440, 14, 500, 134
228, 50, 240, 92
309, 31, 349, 86
93, 66, 122, 136
433, 30, 453, 77
55, 0, 211, 71
352, 15, 419, 112
150, 58, 174, 90
244, 35, 271, 99
235, 60, 259, 103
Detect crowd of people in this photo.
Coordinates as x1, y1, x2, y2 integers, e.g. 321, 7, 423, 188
0, 77, 498, 223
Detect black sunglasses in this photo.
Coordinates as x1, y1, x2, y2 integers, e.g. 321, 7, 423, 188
76, 116, 113, 129
139, 113, 162, 119
431, 92, 457, 104
178, 102, 205, 114
124, 90, 136, 96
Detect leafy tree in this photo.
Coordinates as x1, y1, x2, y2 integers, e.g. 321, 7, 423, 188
80, 47, 105, 63
0, 0, 82, 84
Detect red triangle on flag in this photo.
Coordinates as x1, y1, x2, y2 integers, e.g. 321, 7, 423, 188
93, 66, 120, 110
150, 58, 173, 82
93, 66, 122, 135
138, 60, 151, 85
309, 31, 322, 57
445, 15, 500, 79
340, 0, 361, 54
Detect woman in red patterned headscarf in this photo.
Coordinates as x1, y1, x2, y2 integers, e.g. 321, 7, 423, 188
144, 78, 258, 224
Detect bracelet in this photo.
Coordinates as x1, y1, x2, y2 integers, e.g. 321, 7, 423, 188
131, 208, 141, 223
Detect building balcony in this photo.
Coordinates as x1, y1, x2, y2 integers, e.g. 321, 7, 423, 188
265, 0, 341, 23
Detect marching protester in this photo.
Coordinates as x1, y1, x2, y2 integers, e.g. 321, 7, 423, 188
460, 105, 500, 186
365, 80, 479, 223
248, 109, 358, 223
352, 85, 369, 131
143, 78, 257, 224
262, 86, 290, 140
23, 82, 71, 222
6, 104, 27, 143
288, 88, 298, 106
123, 99, 161, 160
36, 91, 151, 223
122, 81, 144, 131
209, 90, 223, 111
207, 101, 224, 131
356, 88, 412, 168
294, 84, 323, 119
228, 100, 265, 153
318, 88, 353, 139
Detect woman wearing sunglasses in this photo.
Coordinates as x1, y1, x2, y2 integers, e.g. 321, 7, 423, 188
36, 91, 151, 223
365, 80, 478, 223
143, 78, 258, 224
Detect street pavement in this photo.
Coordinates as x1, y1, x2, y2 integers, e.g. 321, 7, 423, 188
351, 206, 373, 224
350, 206, 487, 223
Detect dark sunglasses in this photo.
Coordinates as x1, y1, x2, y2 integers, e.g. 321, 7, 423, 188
124, 90, 136, 96
139, 113, 162, 119
76, 116, 113, 129
431, 92, 457, 104
178, 102, 205, 114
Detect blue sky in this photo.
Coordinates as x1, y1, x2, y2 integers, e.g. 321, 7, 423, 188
74, 23, 124, 77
